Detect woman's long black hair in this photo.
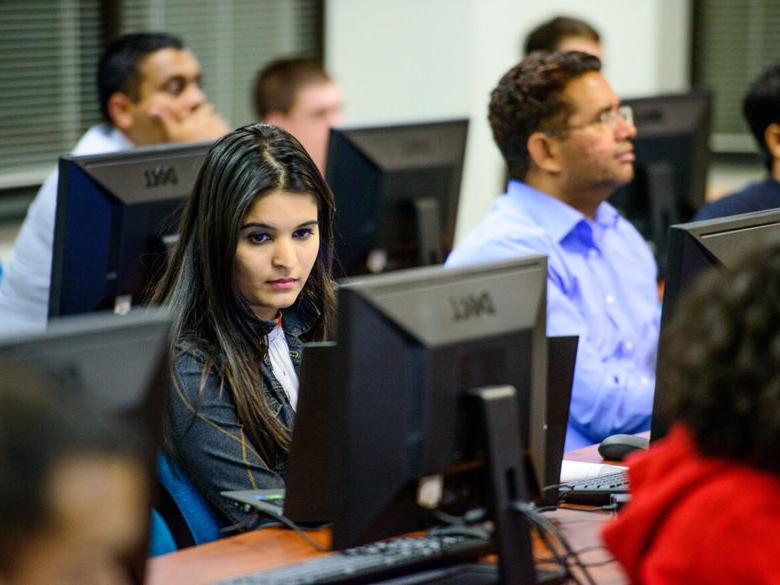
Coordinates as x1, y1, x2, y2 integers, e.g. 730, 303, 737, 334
152, 123, 336, 462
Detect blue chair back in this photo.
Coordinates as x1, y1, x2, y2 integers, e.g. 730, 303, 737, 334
148, 508, 177, 556
156, 451, 226, 547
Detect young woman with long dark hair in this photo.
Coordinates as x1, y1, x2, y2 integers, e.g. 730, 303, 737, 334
152, 123, 336, 523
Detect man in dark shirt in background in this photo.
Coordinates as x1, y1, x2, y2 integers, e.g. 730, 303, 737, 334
695, 61, 780, 220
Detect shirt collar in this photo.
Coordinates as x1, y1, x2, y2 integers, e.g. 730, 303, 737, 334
506, 180, 620, 244
255, 297, 320, 338
103, 124, 135, 150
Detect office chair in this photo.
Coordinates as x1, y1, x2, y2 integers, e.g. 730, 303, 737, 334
148, 508, 178, 557
156, 451, 226, 549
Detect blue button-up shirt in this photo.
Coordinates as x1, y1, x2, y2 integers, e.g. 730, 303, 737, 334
446, 180, 659, 450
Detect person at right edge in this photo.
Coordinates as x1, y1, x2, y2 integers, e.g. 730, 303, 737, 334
604, 244, 780, 584
694, 60, 780, 221
446, 51, 659, 451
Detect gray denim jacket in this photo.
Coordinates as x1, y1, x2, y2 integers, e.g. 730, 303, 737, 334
167, 305, 317, 524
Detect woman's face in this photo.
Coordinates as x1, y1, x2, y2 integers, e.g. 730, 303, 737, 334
233, 190, 320, 321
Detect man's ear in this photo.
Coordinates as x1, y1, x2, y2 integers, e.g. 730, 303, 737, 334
106, 92, 135, 131
764, 123, 780, 160
527, 131, 563, 175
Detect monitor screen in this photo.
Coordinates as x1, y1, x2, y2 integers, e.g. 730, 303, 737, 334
0, 308, 171, 585
610, 90, 712, 267
49, 140, 211, 318
653, 208, 780, 439
325, 119, 468, 277
287, 257, 548, 551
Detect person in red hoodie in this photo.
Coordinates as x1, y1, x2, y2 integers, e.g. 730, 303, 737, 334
602, 244, 780, 585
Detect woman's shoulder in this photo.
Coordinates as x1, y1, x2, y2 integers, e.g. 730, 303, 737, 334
173, 338, 225, 376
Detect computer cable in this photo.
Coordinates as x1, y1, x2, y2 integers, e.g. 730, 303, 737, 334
568, 544, 606, 556
525, 512, 576, 583
528, 504, 595, 585
229, 500, 333, 552
554, 544, 617, 570
530, 525, 589, 585
230, 499, 495, 556
532, 508, 601, 585
431, 502, 598, 581
514, 502, 599, 585
431, 504, 582, 583
543, 481, 569, 494
228, 496, 610, 579
576, 557, 619, 569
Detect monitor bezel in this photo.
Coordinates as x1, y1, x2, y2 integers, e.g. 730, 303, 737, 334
331, 256, 548, 548
49, 140, 211, 319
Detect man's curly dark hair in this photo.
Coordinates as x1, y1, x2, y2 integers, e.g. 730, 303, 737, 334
743, 61, 780, 172
659, 243, 780, 472
488, 51, 601, 180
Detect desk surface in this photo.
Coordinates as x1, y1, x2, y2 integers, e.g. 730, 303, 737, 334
146, 443, 627, 585
145, 508, 626, 585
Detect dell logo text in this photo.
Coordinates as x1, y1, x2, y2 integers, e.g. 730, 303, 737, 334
143, 166, 179, 188
450, 291, 496, 322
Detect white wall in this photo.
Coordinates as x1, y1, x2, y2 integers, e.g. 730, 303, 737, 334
326, 0, 691, 241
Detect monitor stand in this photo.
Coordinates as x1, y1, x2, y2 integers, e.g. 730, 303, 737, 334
468, 385, 538, 585
382, 386, 563, 585
413, 198, 443, 265
645, 161, 677, 272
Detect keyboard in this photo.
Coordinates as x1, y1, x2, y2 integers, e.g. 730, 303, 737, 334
557, 469, 629, 505
212, 533, 492, 585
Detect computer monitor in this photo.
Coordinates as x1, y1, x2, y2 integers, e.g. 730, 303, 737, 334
49, 140, 211, 318
289, 257, 547, 564
652, 208, 780, 440
325, 119, 468, 277
610, 90, 712, 268
0, 308, 171, 585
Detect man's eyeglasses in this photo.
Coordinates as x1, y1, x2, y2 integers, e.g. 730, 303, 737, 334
546, 105, 634, 137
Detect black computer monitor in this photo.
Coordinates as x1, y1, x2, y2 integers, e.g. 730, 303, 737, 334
49, 141, 211, 318
610, 90, 712, 267
652, 208, 780, 440
0, 308, 171, 585
325, 119, 468, 277
288, 257, 548, 575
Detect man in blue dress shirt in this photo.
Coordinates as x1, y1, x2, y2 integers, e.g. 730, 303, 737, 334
695, 61, 780, 221
447, 51, 659, 451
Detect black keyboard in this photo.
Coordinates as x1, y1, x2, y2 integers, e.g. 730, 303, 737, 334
557, 469, 629, 505
212, 533, 492, 585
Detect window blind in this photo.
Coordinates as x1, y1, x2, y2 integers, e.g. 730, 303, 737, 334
693, 0, 780, 152
0, 0, 101, 189
0, 0, 321, 207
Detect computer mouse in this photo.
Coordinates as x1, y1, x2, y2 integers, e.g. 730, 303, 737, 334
597, 434, 649, 462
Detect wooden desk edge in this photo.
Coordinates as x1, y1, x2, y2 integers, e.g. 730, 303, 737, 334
145, 440, 641, 585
